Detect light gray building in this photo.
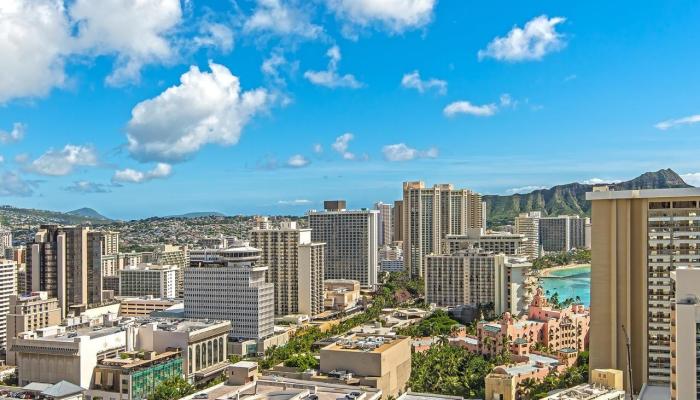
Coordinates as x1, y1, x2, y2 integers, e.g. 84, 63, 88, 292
308, 202, 379, 287
119, 263, 177, 299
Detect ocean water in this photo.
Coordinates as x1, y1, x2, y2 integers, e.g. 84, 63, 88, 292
539, 265, 591, 306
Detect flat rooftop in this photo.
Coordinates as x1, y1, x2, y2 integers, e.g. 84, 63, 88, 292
183, 377, 381, 400
586, 187, 700, 200
542, 383, 625, 399
323, 335, 407, 353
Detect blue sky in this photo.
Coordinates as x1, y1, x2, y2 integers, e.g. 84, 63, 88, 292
2, 0, 700, 219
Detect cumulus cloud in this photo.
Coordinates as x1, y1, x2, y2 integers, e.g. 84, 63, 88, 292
244, 0, 322, 40
681, 173, 700, 187
277, 199, 312, 205
654, 114, 700, 130
69, 0, 183, 86
0, 0, 71, 103
506, 185, 549, 195
0, 171, 37, 197
0, 123, 26, 144
478, 15, 567, 62
304, 46, 362, 89
325, 0, 436, 34
313, 144, 323, 154
287, 154, 310, 168
192, 22, 234, 53
382, 143, 438, 161
332, 133, 358, 160
126, 62, 270, 163
582, 177, 621, 185
443, 101, 497, 117
401, 71, 446, 95
113, 163, 172, 183
64, 180, 111, 193
27, 145, 98, 176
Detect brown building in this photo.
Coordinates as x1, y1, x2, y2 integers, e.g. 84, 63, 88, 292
320, 334, 411, 398
586, 187, 700, 393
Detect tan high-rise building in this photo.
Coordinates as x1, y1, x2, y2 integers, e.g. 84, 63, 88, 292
670, 266, 700, 400
515, 212, 541, 259
393, 200, 403, 242
586, 187, 700, 393
6, 291, 61, 364
402, 181, 483, 277
87, 230, 120, 305
26, 225, 89, 318
425, 250, 504, 310
374, 202, 393, 246
250, 218, 325, 316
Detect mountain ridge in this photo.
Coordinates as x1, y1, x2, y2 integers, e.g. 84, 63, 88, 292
67, 207, 113, 221
484, 168, 691, 226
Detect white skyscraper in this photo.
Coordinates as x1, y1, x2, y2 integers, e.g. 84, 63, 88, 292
250, 217, 325, 317
0, 259, 17, 350
184, 242, 274, 340
308, 201, 379, 287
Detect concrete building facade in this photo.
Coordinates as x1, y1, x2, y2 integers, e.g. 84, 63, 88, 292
515, 212, 541, 259
308, 203, 379, 287
7, 291, 62, 364
375, 202, 394, 246
184, 243, 274, 340
670, 267, 700, 400
86, 231, 120, 305
119, 264, 177, 299
402, 181, 483, 278
250, 218, 325, 316
0, 259, 17, 350
586, 187, 700, 392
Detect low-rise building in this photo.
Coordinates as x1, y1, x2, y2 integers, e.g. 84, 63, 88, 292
118, 297, 180, 317
7, 291, 62, 365
485, 353, 566, 400
320, 334, 411, 398
324, 279, 361, 311
89, 350, 182, 400
540, 369, 624, 399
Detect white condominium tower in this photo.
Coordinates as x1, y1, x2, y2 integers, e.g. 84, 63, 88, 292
119, 263, 177, 299
402, 181, 484, 277
0, 259, 16, 350
250, 217, 325, 317
308, 201, 379, 287
374, 202, 394, 246
184, 242, 274, 340
515, 212, 541, 259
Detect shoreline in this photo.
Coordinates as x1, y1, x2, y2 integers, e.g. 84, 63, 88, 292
539, 263, 590, 277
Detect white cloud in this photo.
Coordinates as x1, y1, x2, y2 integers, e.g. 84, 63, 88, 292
69, 0, 183, 86
193, 22, 234, 53
582, 177, 621, 185
313, 144, 323, 154
332, 133, 357, 160
0, 123, 26, 144
382, 143, 438, 161
113, 163, 172, 183
0, 171, 36, 197
287, 154, 310, 168
0, 156, 4, 163
277, 199, 312, 205
28, 144, 98, 176
127, 62, 270, 162
0, 0, 71, 103
506, 185, 548, 195
304, 45, 362, 89
478, 15, 567, 62
244, 0, 322, 40
443, 101, 497, 117
64, 180, 111, 193
325, 0, 436, 34
681, 173, 700, 187
401, 70, 446, 95
654, 114, 700, 130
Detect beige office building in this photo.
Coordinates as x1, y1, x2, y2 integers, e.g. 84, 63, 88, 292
515, 212, 541, 259
586, 187, 700, 393
670, 266, 700, 400
320, 334, 411, 398
402, 181, 483, 278
26, 225, 89, 318
87, 230, 120, 305
445, 228, 528, 256
425, 250, 505, 311
393, 200, 404, 242
6, 291, 61, 364
250, 218, 325, 317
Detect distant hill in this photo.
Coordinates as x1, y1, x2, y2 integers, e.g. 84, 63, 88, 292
484, 168, 691, 226
67, 207, 112, 221
167, 211, 226, 219
0, 205, 113, 226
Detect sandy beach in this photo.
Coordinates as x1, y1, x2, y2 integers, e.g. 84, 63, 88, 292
539, 263, 590, 277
